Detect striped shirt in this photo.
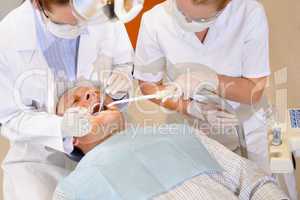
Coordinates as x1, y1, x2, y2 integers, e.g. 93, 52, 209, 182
34, 11, 86, 81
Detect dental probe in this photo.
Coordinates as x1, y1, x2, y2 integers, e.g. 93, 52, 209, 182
107, 90, 171, 107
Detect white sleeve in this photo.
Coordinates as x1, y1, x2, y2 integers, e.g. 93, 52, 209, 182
102, 22, 134, 86
1, 112, 65, 152
111, 21, 134, 66
110, 22, 134, 99
96, 21, 133, 68
242, 4, 270, 78
133, 14, 166, 83
0, 53, 65, 152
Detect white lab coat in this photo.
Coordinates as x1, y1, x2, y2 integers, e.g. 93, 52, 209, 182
0, 1, 133, 199
134, 0, 271, 171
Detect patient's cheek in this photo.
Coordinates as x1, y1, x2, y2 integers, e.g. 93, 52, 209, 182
77, 101, 91, 108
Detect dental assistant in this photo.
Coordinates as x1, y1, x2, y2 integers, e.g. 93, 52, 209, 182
0, 0, 142, 199
134, 0, 270, 170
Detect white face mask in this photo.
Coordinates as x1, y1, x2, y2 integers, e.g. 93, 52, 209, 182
44, 16, 86, 39
169, 0, 217, 32
46, 21, 85, 39
114, 0, 144, 23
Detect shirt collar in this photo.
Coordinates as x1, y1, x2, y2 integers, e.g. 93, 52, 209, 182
34, 9, 89, 50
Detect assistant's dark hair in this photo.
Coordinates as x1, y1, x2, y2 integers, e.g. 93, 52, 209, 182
104, 1, 117, 19
32, 0, 69, 11
30, 0, 116, 19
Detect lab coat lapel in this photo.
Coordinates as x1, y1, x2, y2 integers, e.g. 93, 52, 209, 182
17, 50, 57, 114
176, 24, 207, 51
76, 32, 98, 80
14, 1, 57, 114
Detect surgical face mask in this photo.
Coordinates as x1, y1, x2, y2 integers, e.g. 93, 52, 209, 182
169, 0, 220, 32
46, 21, 85, 39
44, 17, 86, 39
114, 0, 144, 23
71, 0, 144, 24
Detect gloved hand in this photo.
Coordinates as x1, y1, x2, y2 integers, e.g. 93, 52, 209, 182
61, 106, 123, 139
92, 55, 132, 100
61, 107, 92, 138
187, 100, 239, 126
174, 67, 219, 100
59, 87, 102, 138
155, 83, 183, 103
58, 86, 122, 139
73, 109, 124, 148
105, 68, 133, 100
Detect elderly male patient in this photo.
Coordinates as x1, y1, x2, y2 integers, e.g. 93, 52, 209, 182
54, 86, 288, 200
56, 86, 125, 157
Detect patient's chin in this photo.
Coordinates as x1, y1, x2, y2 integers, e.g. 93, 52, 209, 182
75, 134, 113, 154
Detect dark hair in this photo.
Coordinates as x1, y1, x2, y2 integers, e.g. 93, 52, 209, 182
104, 2, 117, 19
31, 0, 116, 19
27, 0, 70, 12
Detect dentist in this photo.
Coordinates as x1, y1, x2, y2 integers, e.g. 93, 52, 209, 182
134, 0, 270, 171
0, 0, 143, 199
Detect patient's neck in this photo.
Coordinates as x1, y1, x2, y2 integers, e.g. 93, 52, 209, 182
76, 134, 113, 154
77, 143, 97, 154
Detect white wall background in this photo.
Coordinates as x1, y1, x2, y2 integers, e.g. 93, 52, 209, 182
0, 0, 23, 20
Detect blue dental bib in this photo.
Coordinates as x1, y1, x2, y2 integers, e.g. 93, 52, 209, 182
54, 124, 223, 200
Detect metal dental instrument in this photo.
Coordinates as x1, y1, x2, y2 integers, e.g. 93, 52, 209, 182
106, 90, 173, 108
107, 88, 249, 158
107, 94, 161, 107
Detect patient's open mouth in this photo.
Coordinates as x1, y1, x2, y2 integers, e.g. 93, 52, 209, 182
91, 103, 101, 115
90, 103, 107, 115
